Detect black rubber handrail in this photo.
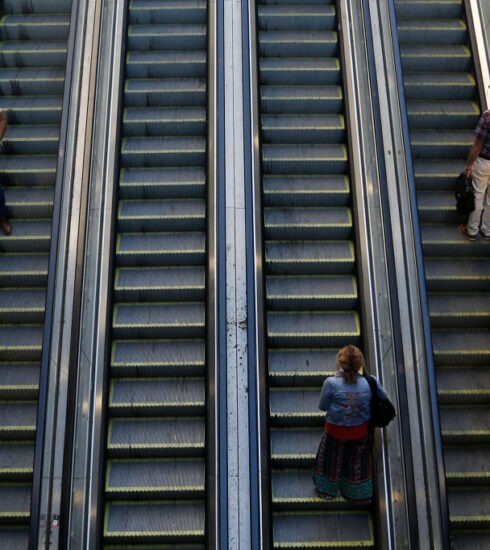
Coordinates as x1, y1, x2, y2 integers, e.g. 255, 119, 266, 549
361, 0, 422, 546
384, 0, 451, 547
29, 0, 80, 546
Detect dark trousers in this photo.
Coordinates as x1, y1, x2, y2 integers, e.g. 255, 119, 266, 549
0, 182, 7, 218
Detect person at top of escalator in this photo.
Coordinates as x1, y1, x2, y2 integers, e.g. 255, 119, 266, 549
312, 344, 386, 504
0, 109, 11, 236
459, 109, 490, 241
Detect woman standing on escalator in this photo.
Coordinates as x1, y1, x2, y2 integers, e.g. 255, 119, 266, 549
313, 344, 386, 503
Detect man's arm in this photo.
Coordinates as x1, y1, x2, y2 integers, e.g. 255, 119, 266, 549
465, 135, 485, 177
0, 111, 7, 141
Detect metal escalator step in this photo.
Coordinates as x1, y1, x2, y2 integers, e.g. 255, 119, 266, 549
0, 443, 34, 481
2, 0, 72, 13
429, 293, 490, 328
0, 220, 51, 253
400, 45, 471, 72
261, 114, 344, 143
270, 388, 324, 427
123, 107, 206, 137
432, 330, 490, 365
0, 96, 63, 125
449, 532, 490, 550
104, 501, 205, 542
0, 485, 30, 525
118, 199, 205, 232
440, 406, 490, 443
261, 85, 343, 114
111, 340, 205, 377
119, 167, 205, 199
266, 241, 355, 274
0, 15, 70, 41
394, 0, 463, 19
444, 446, 490, 485
0, 254, 48, 287
273, 511, 374, 549
0, 364, 39, 400
413, 159, 464, 189
121, 136, 205, 167
126, 51, 206, 79
263, 175, 349, 206
448, 488, 490, 529
0, 289, 45, 324
128, 24, 207, 51
0, 41, 67, 67
0, 326, 42, 361
109, 378, 205, 416
124, 78, 206, 107
417, 190, 456, 222
114, 266, 205, 302
266, 275, 357, 310
260, 58, 340, 86
269, 349, 336, 387
0, 156, 57, 187
106, 458, 205, 499
116, 232, 205, 266
6, 187, 53, 218
112, 303, 205, 339
107, 418, 205, 457
264, 207, 351, 239
410, 129, 472, 158
258, 5, 336, 31
0, 68, 65, 95
262, 143, 347, 174
259, 31, 338, 58
407, 100, 479, 129
437, 368, 490, 404
272, 469, 352, 510
3, 125, 59, 155
422, 224, 489, 256
267, 311, 360, 347
397, 18, 466, 44
425, 259, 490, 291
404, 72, 476, 101
0, 402, 37, 440
270, 428, 319, 466
129, 0, 207, 25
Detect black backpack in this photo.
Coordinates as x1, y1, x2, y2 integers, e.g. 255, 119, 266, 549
365, 375, 396, 429
455, 172, 475, 216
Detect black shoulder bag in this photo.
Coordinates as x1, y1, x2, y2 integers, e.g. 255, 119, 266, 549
455, 171, 475, 217
365, 375, 396, 429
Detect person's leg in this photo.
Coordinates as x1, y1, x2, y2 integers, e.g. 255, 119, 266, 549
339, 435, 373, 503
479, 178, 490, 237
466, 157, 490, 234
313, 432, 343, 498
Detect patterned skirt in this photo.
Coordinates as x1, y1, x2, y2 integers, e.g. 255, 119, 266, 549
312, 431, 373, 502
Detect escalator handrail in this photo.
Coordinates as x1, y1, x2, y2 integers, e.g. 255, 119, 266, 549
29, 0, 80, 545
385, 1, 452, 547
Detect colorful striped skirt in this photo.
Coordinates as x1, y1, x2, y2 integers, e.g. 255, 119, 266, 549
313, 431, 373, 502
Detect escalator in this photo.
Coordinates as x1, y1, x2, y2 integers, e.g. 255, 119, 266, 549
0, 0, 72, 545
394, 1, 490, 548
256, 0, 375, 547
102, 0, 208, 545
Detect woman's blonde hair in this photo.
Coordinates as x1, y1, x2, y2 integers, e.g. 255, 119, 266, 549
336, 344, 365, 384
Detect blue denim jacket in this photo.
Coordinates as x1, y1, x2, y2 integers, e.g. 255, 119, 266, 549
319, 373, 387, 426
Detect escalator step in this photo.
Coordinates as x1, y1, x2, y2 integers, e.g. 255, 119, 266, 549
0, 254, 48, 287
400, 45, 471, 72
5, 188, 54, 219
417, 190, 455, 223
0, 68, 65, 95
266, 240, 355, 274
261, 85, 343, 114
270, 388, 324, 427
111, 339, 205, 377
125, 78, 206, 107
413, 159, 464, 189
0, 15, 70, 41
107, 418, 205, 457
425, 259, 490, 291
262, 143, 347, 174
0, 364, 39, 400
0, 156, 57, 187
397, 18, 466, 44
0, 485, 31, 525
437, 368, 490, 404
448, 488, 490, 529
449, 532, 490, 550
264, 207, 351, 239
121, 136, 206, 167
123, 107, 206, 137
109, 378, 205, 416
394, 0, 462, 19
0, 220, 51, 253
440, 406, 490, 443
444, 446, 490, 485
0, 96, 63, 125
260, 58, 340, 86
118, 199, 205, 232
119, 167, 205, 199
104, 501, 205, 543
0, 326, 42, 361
0, 442, 34, 482
268, 311, 360, 347
105, 458, 205, 499
0, 289, 45, 323
0, 41, 67, 67
410, 129, 472, 158
263, 175, 349, 206
407, 100, 479, 129
128, 24, 207, 51
270, 428, 319, 467
258, 5, 336, 31
261, 114, 344, 143
3, 125, 59, 155
114, 266, 205, 302
269, 349, 336, 387
2, 0, 72, 13
266, 275, 357, 310
422, 225, 490, 256
429, 294, 490, 328
129, 0, 207, 25
0, 402, 37, 440
259, 30, 338, 58
432, 330, 490, 365
126, 51, 206, 79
